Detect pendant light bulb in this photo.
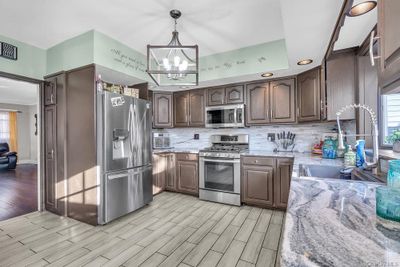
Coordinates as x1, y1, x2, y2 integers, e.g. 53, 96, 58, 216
162, 58, 169, 68
174, 56, 181, 67
182, 60, 188, 70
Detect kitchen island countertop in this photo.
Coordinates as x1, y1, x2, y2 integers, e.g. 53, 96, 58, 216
281, 176, 400, 266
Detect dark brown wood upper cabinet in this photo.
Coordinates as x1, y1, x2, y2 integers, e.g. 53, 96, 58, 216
189, 89, 206, 127
378, 0, 400, 94
174, 91, 190, 127
270, 79, 296, 123
174, 90, 205, 127
44, 77, 57, 105
153, 92, 173, 128
207, 85, 244, 106
274, 158, 293, 209
326, 51, 356, 120
297, 68, 321, 122
246, 82, 270, 125
207, 88, 225, 106
225, 85, 244, 104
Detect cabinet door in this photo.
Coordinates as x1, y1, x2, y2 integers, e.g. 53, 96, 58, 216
165, 154, 176, 191
297, 68, 321, 122
270, 79, 296, 123
326, 51, 356, 120
44, 105, 57, 212
207, 88, 225, 106
189, 89, 205, 126
174, 91, 189, 127
242, 163, 275, 207
44, 77, 57, 105
153, 93, 173, 128
274, 158, 293, 209
378, 0, 400, 93
177, 160, 199, 195
152, 154, 166, 195
225, 85, 244, 104
246, 82, 270, 125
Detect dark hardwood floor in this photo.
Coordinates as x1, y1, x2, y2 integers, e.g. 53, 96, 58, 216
0, 164, 37, 221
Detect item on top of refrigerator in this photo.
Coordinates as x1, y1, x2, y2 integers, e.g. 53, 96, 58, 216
355, 140, 366, 168
322, 137, 337, 159
344, 145, 356, 168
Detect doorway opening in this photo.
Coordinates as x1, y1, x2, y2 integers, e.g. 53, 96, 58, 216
0, 76, 40, 221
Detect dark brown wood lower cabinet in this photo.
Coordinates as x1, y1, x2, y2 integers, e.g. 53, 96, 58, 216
241, 156, 292, 209
274, 158, 293, 209
152, 154, 166, 195
165, 154, 176, 191
242, 157, 275, 207
176, 154, 199, 196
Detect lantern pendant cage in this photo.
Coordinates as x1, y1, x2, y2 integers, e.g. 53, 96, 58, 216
146, 10, 199, 86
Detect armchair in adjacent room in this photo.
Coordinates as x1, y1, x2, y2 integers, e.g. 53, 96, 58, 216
0, 143, 17, 170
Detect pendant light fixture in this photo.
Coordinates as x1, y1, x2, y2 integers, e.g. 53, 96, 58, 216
147, 10, 199, 86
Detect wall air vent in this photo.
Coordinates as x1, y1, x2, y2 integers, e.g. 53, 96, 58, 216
0, 41, 18, 60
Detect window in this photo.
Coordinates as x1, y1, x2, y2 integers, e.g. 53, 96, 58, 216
381, 94, 400, 145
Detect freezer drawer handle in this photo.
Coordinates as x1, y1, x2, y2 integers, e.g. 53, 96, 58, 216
108, 173, 128, 180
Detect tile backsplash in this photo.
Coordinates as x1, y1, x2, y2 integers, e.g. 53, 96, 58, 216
153, 121, 356, 152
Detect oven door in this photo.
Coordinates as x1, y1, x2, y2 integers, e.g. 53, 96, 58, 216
205, 105, 244, 128
199, 157, 240, 194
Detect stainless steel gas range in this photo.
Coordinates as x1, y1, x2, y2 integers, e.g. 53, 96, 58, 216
199, 134, 249, 206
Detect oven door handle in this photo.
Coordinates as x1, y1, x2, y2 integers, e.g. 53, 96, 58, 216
202, 158, 240, 164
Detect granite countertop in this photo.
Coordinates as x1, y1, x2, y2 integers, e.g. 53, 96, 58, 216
281, 177, 400, 266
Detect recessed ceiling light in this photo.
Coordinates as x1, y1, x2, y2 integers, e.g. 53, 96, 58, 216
261, 72, 273, 78
347, 1, 377, 17
297, 59, 313, 66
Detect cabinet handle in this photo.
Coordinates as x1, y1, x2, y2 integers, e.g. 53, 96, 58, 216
50, 94, 54, 104
297, 107, 300, 118
254, 160, 259, 163
270, 109, 273, 119
369, 30, 380, 66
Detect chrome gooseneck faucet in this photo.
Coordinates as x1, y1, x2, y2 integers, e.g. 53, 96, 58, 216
336, 104, 379, 170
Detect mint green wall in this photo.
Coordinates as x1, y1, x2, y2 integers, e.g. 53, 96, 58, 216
199, 39, 288, 81
93, 31, 149, 81
0, 34, 46, 80
46, 31, 94, 75
0, 31, 289, 83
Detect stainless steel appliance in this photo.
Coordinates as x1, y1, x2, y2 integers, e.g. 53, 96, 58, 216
153, 133, 172, 149
199, 134, 249, 206
97, 91, 153, 224
205, 104, 245, 128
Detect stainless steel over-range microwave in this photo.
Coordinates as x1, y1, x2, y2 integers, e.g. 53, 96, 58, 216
205, 104, 245, 128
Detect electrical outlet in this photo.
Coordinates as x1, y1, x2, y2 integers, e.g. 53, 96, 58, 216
267, 133, 275, 141
194, 134, 200, 140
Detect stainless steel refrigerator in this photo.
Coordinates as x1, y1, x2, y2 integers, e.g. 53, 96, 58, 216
97, 91, 153, 224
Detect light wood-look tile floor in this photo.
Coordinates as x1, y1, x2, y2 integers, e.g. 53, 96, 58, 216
0, 192, 284, 267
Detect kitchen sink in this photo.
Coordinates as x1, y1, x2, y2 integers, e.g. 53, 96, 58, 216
299, 164, 351, 179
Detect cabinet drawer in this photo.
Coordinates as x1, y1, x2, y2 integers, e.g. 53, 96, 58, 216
241, 156, 275, 166
175, 153, 198, 161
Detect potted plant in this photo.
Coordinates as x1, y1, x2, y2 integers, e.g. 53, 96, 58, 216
387, 129, 400, 153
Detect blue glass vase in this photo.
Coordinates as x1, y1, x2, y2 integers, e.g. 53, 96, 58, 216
388, 160, 400, 188
376, 186, 400, 222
